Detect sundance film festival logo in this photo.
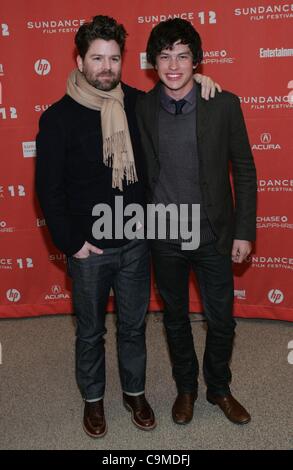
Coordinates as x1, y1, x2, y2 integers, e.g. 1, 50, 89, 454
22, 141, 36, 158
0, 185, 26, 198
49, 253, 67, 263
34, 104, 51, 113
252, 133, 281, 151
34, 59, 51, 76
202, 50, 235, 65
137, 10, 217, 26
0, 258, 13, 270
234, 4, 293, 21
239, 94, 293, 110
268, 289, 284, 304
246, 256, 293, 270
257, 179, 293, 192
6, 289, 21, 302
0, 257, 33, 270
27, 18, 85, 34
257, 215, 293, 230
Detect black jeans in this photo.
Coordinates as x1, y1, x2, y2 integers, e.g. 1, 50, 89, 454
151, 240, 235, 396
68, 239, 150, 400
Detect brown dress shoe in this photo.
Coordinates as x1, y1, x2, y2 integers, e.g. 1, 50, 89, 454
83, 400, 107, 438
172, 392, 198, 425
207, 392, 251, 425
123, 393, 156, 431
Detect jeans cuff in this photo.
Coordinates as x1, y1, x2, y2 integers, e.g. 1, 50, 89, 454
123, 390, 144, 396
84, 395, 104, 402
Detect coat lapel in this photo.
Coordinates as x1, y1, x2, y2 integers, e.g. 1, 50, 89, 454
146, 83, 161, 161
196, 85, 210, 144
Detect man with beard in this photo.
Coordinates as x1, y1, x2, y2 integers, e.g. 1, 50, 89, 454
36, 15, 219, 438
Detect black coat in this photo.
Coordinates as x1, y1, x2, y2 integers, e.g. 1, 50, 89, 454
36, 83, 145, 256
136, 83, 257, 254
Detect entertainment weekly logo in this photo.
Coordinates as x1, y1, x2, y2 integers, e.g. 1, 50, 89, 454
239, 95, 292, 111
234, 3, 293, 21
257, 179, 293, 192
246, 255, 293, 271
137, 10, 217, 26
259, 47, 293, 59
27, 18, 85, 34
256, 215, 293, 230
252, 133, 281, 151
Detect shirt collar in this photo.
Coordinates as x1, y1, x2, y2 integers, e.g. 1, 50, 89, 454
160, 82, 196, 107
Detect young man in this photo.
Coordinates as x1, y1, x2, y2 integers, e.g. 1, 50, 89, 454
36, 15, 218, 438
136, 19, 257, 425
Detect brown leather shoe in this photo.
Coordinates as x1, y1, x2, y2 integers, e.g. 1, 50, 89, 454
207, 392, 251, 425
123, 393, 156, 431
172, 392, 198, 425
83, 400, 107, 438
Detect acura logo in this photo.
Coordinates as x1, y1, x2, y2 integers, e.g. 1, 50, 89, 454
51, 285, 61, 294
260, 133, 271, 143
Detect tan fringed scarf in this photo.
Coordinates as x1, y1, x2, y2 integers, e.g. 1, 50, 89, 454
67, 69, 137, 191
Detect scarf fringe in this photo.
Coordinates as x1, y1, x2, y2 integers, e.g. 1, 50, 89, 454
104, 131, 138, 191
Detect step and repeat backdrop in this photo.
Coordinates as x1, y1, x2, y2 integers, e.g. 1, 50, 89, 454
0, 0, 292, 320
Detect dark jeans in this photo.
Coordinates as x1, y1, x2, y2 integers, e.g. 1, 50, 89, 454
67, 239, 150, 400
151, 240, 236, 396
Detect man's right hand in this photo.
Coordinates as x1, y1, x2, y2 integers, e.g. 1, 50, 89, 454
73, 241, 103, 259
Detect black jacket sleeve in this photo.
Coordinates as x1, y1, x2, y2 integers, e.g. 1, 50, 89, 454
35, 110, 85, 256
229, 95, 257, 241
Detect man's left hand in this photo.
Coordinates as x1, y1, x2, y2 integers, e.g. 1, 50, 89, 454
194, 73, 222, 100
231, 240, 252, 264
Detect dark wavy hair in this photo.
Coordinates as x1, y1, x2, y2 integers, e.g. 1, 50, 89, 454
75, 15, 127, 58
146, 18, 203, 67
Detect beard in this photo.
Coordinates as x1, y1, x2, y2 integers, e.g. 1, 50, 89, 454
84, 70, 121, 91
